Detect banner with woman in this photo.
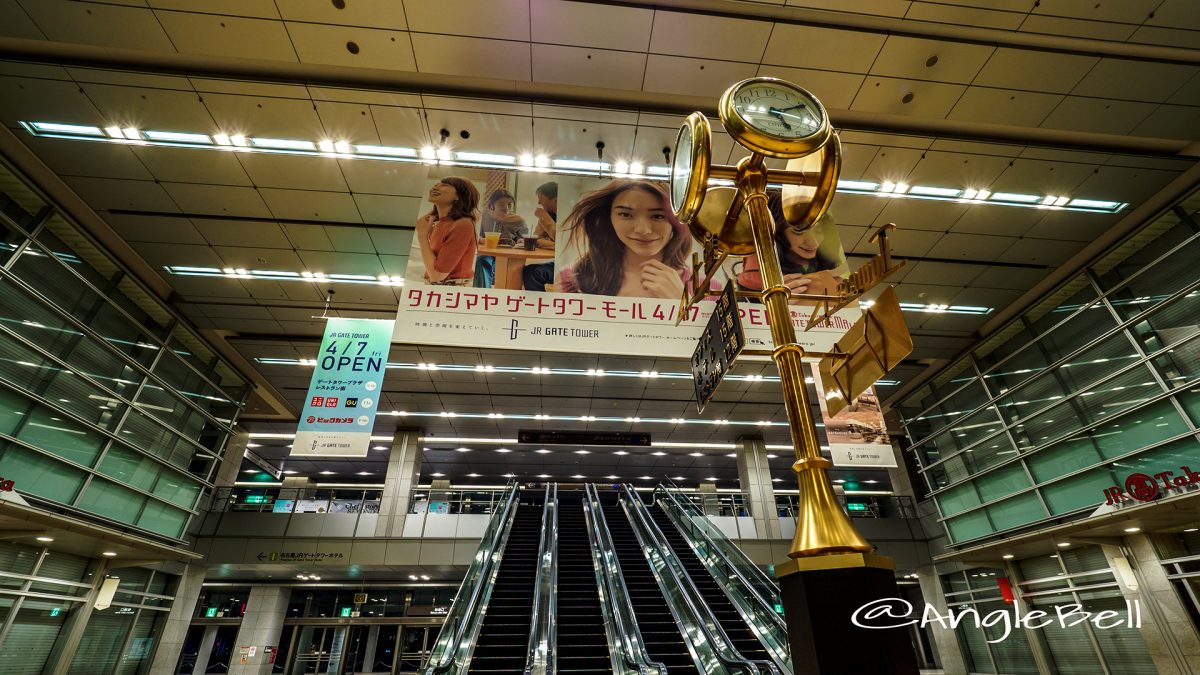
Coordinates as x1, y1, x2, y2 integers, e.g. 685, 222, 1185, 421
396, 167, 860, 358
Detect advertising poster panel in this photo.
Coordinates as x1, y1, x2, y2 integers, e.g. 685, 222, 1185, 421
811, 366, 896, 468
293, 317, 395, 457
396, 167, 859, 357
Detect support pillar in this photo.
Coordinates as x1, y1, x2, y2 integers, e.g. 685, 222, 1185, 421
229, 586, 291, 675
735, 436, 783, 538
215, 428, 250, 487
1101, 535, 1200, 674
148, 564, 207, 675
375, 430, 422, 537
192, 626, 219, 675
912, 566, 969, 674
43, 559, 110, 675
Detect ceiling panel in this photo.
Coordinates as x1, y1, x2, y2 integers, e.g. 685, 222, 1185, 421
410, 34, 532, 81
161, 183, 273, 218
155, 11, 298, 61
276, 0, 406, 30
973, 48, 1098, 94
641, 55, 758, 99
1039, 96, 1158, 135
237, 153, 349, 192
648, 11, 772, 63
132, 146, 253, 185
20, 0, 175, 51
762, 24, 886, 73
531, 44, 647, 91
257, 188, 363, 223
870, 36, 994, 84
22, 135, 151, 180
66, 176, 180, 212
947, 87, 1061, 127
284, 23, 417, 71
197, 219, 291, 248
354, 195, 423, 228
850, 77, 967, 118
107, 213, 206, 245
530, 0, 654, 52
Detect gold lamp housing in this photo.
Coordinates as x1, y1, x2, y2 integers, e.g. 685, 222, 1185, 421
718, 77, 832, 159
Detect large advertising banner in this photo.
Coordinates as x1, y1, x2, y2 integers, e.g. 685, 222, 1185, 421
395, 167, 859, 357
293, 318, 395, 457
811, 365, 896, 468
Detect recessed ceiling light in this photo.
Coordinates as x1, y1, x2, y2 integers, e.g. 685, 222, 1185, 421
357, 471, 372, 476
496, 448, 511, 453
575, 449, 590, 454
725, 453, 737, 458
468, 473, 480, 477
372, 445, 387, 450
572, 474, 585, 479
102, 551, 118, 557
771, 478, 782, 482
456, 447, 471, 452
639, 476, 652, 480
420, 575, 430, 580
1123, 527, 1140, 533
705, 477, 718, 481
242, 469, 258, 474
652, 451, 665, 456
431, 472, 445, 477
1057, 542, 1071, 548
36, 536, 54, 542
319, 471, 335, 475
689, 452, 703, 457
766, 454, 777, 459
536, 449, 551, 454
1185, 528, 1198, 533
503, 473, 515, 478
614, 451, 628, 456
538, 474, 550, 479
672, 476, 685, 480
606, 475, 619, 479
1002, 554, 1014, 559
283, 470, 299, 475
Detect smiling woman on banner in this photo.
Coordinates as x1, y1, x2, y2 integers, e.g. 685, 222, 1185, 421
415, 177, 480, 286
558, 180, 691, 299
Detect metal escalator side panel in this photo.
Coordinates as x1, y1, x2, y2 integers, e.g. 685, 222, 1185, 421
618, 485, 779, 675
652, 489, 791, 674
423, 483, 521, 675
583, 484, 666, 675
525, 484, 557, 675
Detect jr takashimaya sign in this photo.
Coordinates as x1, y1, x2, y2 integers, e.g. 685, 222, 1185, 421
293, 318, 395, 457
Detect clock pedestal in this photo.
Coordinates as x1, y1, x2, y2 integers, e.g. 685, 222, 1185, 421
776, 554, 920, 675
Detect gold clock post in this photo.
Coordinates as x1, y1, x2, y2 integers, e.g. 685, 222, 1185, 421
672, 78, 919, 674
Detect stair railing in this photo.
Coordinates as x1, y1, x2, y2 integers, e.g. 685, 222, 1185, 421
583, 483, 666, 675
422, 482, 519, 675
619, 484, 781, 675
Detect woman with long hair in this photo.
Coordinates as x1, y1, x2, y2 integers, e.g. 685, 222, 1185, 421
415, 177, 480, 286
558, 180, 691, 299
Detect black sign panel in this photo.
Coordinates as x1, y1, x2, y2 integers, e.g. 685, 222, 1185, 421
692, 280, 745, 413
517, 430, 652, 446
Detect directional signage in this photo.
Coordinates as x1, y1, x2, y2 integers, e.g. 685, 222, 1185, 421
691, 281, 745, 413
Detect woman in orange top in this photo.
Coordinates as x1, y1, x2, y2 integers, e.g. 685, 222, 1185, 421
415, 177, 480, 286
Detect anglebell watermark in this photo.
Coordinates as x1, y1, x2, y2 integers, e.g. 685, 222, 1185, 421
851, 598, 1142, 643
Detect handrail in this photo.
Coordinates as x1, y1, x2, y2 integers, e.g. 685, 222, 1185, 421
422, 482, 519, 675
584, 484, 666, 675
619, 484, 780, 675
526, 484, 557, 675
655, 485, 791, 673
659, 481, 782, 612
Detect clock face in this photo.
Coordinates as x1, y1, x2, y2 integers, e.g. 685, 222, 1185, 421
671, 123, 693, 213
730, 82, 823, 140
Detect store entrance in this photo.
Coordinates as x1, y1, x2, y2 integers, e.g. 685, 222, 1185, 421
281, 624, 435, 675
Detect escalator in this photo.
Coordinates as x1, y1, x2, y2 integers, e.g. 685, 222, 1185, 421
649, 504, 771, 664
601, 496, 700, 674
467, 493, 544, 673
556, 492, 612, 674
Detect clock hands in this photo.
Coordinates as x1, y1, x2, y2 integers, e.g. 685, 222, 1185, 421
771, 103, 807, 113
767, 108, 793, 130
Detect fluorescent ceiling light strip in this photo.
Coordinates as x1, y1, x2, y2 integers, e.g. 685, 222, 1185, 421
988, 192, 1043, 203
164, 266, 402, 287
908, 186, 962, 197
356, 144, 417, 156
144, 130, 212, 144
30, 122, 104, 136
250, 137, 317, 150
19, 121, 1126, 214
455, 152, 515, 164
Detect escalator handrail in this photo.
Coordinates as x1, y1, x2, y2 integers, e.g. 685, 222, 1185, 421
654, 486, 791, 673
525, 483, 557, 675
422, 482, 520, 675
620, 484, 781, 675
584, 483, 666, 675
656, 483, 784, 627
661, 479, 781, 600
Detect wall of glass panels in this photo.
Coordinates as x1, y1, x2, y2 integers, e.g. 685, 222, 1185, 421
0, 161, 249, 541
900, 189, 1200, 546
0, 540, 178, 675
941, 546, 1154, 675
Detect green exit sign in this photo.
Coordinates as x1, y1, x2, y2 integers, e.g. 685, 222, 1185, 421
205, 607, 217, 618
49, 608, 61, 617
773, 603, 784, 614
846, 502, 868, 511
244, 495, 269, 504
340, 607, 351, 618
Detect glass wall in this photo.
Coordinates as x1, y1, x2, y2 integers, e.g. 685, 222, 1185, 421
941, 547, 1154, 675
0, 162, 249, 542
900, 189, 1200, 546
0, 541, 177, 675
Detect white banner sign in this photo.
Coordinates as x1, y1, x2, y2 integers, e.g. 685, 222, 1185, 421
812, 367, 896, 468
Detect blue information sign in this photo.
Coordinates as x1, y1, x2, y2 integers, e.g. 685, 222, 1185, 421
292, 318, 394, 457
